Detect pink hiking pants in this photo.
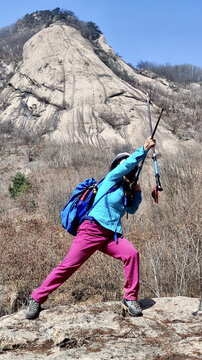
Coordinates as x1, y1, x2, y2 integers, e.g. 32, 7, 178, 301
32, 220, 139, 304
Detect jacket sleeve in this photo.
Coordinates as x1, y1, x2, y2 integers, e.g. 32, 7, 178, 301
105, 146, 148, 186
126, 191, 142, 214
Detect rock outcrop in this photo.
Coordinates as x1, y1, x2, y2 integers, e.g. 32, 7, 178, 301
0, 297, 201, 359
0, 24, 177, 150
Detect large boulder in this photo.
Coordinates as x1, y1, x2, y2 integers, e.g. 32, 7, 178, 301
0, 297, 201, 359
0, 24, 177, 150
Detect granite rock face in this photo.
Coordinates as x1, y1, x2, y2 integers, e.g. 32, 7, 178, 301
0, 297, 201, 360
0, 24, 177, 150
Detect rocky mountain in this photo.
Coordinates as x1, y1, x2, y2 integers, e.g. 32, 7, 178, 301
0, 19, 201, 150
0, 297, 201, 360
0, 24, 166, 149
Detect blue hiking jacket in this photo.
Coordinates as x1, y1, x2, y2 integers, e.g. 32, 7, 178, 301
88, 146, 148, 235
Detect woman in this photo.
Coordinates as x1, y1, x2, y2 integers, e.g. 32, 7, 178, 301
26, 137, 155, 319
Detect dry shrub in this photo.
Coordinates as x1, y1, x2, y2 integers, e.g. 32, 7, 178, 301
0, 141, 201, 316
0, 212, 125, 315
38, 142, 116, 224
127, 142, 201, 298
0, 213, 67, 315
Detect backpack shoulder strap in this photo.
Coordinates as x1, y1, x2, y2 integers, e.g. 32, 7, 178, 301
86, 181, 120, 216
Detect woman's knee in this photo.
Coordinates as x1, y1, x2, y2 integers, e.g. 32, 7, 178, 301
130, 247, 139, 260
123, 246, 139, 264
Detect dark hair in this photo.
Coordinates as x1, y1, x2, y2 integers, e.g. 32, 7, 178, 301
125, 167, 138, 182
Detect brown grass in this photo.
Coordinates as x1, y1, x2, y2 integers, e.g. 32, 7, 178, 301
0, 140, 201, 316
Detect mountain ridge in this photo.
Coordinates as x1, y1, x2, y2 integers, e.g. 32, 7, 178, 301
0, 23, 195, 150
0, 10, 201, 144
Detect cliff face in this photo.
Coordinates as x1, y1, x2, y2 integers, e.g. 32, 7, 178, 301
0, 24, 178, 150
0, 297, 201, 359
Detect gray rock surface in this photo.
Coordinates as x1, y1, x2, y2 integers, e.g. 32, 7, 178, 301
0, 24, 177, 151
0, 297, 201, 359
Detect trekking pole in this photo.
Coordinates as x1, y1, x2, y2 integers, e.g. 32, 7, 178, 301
151, 107, 164, 139
132, 106, 164, 187
147, 97, 163, 203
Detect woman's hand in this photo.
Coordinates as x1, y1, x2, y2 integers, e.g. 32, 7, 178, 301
143, 137, 156, 151
132, 183, 141, 191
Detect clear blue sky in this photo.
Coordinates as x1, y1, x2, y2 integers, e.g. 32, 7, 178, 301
1, 0, 202, 68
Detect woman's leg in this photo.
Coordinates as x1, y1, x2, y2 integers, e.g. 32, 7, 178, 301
101, 236, 139, 300
31, 220, 113, 304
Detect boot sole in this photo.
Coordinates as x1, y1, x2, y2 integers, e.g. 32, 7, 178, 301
26, 313, 40, 320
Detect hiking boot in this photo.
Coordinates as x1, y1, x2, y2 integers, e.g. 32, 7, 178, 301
121, 299, 143, 317
26, 297, 41, 319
